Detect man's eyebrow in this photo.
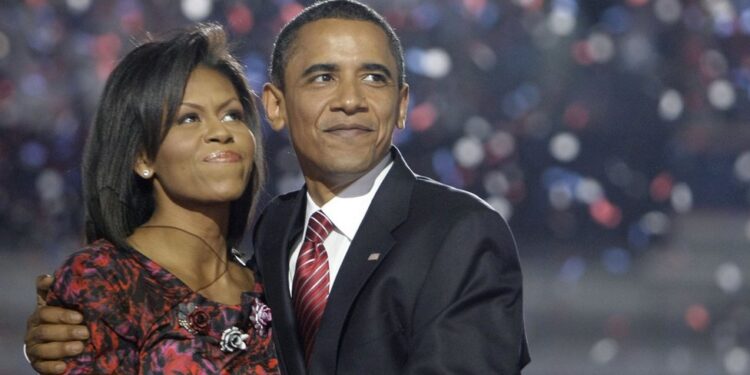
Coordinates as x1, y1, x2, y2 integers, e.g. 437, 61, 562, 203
302, 63, 338, 77
362, 63, 393, 79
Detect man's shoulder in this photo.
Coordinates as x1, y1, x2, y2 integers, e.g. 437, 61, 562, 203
411, 174, 498, 216
253, 189, 303, 239
261, 189, 302, 216
268, 189, 302, 205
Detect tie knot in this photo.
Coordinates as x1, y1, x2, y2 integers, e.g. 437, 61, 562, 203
305, 210, 334, 244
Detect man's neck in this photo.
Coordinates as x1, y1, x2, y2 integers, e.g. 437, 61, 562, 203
304, 173, 362, 206
303, 152, 394, 206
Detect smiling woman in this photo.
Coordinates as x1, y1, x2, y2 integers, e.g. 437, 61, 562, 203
139, 66, 256, 209
35, 23, 278, 374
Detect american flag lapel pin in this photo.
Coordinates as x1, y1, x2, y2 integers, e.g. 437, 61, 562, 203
367, 253, 380, 261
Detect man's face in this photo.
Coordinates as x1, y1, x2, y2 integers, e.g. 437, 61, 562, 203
263, 19, 409, 195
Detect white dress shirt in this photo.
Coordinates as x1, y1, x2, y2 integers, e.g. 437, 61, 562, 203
288, 155, 394, 295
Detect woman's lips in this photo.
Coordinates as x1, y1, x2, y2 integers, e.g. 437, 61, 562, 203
203, 151, 242, 162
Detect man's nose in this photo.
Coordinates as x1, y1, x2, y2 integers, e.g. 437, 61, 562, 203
331, 79, 367, 114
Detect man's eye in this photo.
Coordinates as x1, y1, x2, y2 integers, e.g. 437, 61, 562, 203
178, 113, 200, 125
312, 74, 333, 83
363, 73, 387, 83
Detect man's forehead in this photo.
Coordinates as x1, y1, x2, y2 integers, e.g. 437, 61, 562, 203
288, 18, 395, 66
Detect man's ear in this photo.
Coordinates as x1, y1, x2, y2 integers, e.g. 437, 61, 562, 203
133, 152, 154, 179
396, 83, 410, 130
262, 83, 287, 132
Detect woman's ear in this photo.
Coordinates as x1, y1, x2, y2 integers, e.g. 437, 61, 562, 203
262, 83, 287, 132
133, 152, 154, 179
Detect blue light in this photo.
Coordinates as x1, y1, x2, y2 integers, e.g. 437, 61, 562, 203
411, 3, 442, 30
432, 148, 464, 188
19, 141, 48, 169
559, 256, 586, 283
601, 5, 632, 34
601, 247, 631, 274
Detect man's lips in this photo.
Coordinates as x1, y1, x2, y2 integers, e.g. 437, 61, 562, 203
323, 123, 373, 137
203, 151, 242, 162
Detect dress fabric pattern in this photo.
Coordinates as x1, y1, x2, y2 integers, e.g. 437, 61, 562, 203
46, 239, 279, 374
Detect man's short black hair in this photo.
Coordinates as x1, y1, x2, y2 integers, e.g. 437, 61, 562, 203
269, 0, 405, 90
83, 23, 265, 251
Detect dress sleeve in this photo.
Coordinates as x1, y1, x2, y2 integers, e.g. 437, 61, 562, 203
46, 248, 140, 374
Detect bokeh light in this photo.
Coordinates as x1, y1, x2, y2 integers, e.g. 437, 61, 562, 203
453, 136, 484, 168
725, 347, 750, 375
658, 89, 683, 121
0, 31, 10, 61
590, 338, 618, 364
708, 79, 736, 110
548, 5, 577, 36
639, 211, 670, 235
558, 255, 586, 283
66, 0, 92, 13
181, 0, 212, 21
716, 262, 743, 294
654, 0, 682, 24
734, 151, 750, 183
685, 304, 710, 332
671, 183, 693, 213
549, 132, 580, 162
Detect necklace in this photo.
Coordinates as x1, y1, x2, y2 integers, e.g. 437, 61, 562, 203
133, 224, 230, 295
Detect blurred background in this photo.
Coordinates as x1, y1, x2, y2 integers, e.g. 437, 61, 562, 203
1, 0, 749, 373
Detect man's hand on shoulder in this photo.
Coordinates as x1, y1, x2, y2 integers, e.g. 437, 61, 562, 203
24, 275, 89, 374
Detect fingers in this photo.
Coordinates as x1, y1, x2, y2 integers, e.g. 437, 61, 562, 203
31, 360, 68, 375
27, 276, 82, 375
27, 341, 84, 361
26, 322, 89, 345
28, 341, 83, 374
25, 306, 88, 355
27, 305, 84, 336
30, 306, 83, 327
25, 326, 87, 372
36, 274, 53, 306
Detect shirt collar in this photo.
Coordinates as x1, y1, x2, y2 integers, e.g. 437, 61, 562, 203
304, 154, 394, 241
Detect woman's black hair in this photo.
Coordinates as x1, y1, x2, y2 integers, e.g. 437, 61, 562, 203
82, 22, 265, 251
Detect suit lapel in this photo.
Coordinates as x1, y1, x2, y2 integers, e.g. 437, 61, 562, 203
309, 147, 415, 374
262, 190, 307, 375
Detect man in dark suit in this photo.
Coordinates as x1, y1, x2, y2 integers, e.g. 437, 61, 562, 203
257, 1, 529, 373
25, 1, 529, 373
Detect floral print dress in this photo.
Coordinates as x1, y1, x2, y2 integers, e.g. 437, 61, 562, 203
46, 239, 279, 374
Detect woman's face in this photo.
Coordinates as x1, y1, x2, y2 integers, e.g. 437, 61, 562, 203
143, 65, 255, 207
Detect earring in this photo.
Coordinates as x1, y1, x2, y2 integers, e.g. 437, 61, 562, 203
142, 170, 151, 177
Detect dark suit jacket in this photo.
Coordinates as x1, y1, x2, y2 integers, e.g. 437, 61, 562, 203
253, 147, 530, 374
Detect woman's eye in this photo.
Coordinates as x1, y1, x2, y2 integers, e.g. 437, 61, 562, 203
222, 111, 244, 122
178, 113, 200, 125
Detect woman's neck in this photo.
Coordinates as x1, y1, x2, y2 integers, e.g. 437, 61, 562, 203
127, 198, 233, 290
144, 202, 230, 261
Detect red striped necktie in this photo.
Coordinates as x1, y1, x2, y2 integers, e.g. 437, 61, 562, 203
292, 210, 335, 364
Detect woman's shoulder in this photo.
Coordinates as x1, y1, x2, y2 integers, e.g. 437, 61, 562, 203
57, 239, 132, 276
47, 239, 147, 344
51, 239, 148, 296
